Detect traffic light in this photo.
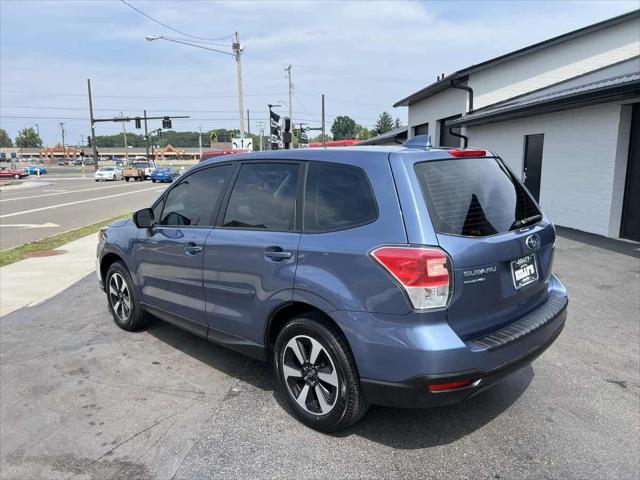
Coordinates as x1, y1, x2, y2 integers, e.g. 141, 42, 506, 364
210, 132, 218, 143
135, 117, 141, 129
283, 118, 292, 148
162, 117, 172, 129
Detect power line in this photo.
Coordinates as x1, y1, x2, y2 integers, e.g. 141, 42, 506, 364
0, 90, 286, 99
119, 0, 233, 42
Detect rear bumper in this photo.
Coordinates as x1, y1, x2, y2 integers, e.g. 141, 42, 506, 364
361, 314, 565, 408
332, 274, 567, 408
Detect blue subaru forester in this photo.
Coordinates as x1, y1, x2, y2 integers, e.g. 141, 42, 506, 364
97, 139, 568, 431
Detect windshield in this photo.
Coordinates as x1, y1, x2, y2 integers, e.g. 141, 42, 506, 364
99, 167, 114, 171
414, 157, 540, 237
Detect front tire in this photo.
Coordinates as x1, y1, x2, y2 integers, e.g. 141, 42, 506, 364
125, 177, 130, 182
105, 261, 150, 331
274, 314, 368, 432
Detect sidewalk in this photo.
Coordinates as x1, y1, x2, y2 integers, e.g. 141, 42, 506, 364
0, 233, 98, 317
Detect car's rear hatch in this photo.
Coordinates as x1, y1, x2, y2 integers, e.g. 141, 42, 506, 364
410, 154, 555, 340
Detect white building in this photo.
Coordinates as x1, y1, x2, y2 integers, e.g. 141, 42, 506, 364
392, 10, 640, 241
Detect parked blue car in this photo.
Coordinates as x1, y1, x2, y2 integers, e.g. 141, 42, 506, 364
22, 165, 46, 175
97, 138, 568, 431
150, 167, 179, 183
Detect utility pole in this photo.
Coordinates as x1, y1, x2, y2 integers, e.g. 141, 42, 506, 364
321, 94, 326, 148
247, 109, 251, 136
34, 124, 39, 136
144, 109, 150, 162
198, 125, 203, 156
87, 79, 99, 170
285, 64, 293, 146
120, 112, 129, 163
232, 32, 245, 140
59, 122, 66, 160
256, 120, 265, 151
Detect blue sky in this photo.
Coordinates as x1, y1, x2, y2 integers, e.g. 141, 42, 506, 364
1, 0, 637, 145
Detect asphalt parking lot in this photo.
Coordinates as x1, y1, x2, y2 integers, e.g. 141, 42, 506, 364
0, 233, 638, 479
0, 173, 166, 250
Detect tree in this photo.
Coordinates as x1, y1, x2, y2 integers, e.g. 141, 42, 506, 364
330, 115, 357, 140
310, 133, 332, 143
355, 124, 374, 140
15, 127, 43, 148
375, 112, 394, 135
0, 128, 13, 147
394, 118, 403, 129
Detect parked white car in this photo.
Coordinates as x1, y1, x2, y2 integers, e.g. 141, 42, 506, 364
94, 166, 122, 182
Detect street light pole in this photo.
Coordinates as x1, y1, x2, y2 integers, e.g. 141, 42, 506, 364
145, 34, 245, 144
232, 32, 245, 140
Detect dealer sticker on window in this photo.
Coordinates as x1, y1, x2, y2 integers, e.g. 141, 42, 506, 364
511, 254, 538, 289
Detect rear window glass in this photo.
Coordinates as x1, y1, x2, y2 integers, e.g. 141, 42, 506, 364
304, 161, 377, 233
415, 158, 540, 237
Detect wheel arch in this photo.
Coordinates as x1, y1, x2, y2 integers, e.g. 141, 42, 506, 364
266, 301, 349, 353
99, 251, 125, 285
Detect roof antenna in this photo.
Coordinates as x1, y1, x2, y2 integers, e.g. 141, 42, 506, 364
401, 135, 432, 149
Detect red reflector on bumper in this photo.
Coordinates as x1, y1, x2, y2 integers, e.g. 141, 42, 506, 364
428, 379, 473, 392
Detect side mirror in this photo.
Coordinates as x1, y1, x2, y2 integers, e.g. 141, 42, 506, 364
133, 208, 154, 229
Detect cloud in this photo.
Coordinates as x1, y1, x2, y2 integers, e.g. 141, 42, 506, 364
1, 0, 637, 144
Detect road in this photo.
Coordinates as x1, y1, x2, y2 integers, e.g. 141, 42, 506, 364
0, 173, 166, 250
0, 233, 638, 479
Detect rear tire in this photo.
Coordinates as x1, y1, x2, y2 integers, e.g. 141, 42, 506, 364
105, 261, 150, 331
125, 177, 130, 182
152, 179, 156, 183
13, 174, 20, 179
274, 314, 368, 432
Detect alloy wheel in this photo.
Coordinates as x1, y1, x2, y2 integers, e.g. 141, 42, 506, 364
282, 335, 340, 415
108, 272, 131, 323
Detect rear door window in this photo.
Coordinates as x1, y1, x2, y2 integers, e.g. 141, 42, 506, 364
304, 161, 377, 233
414, 157, 540, 237
222, 162, 300, 231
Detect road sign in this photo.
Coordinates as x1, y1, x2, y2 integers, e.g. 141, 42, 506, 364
232, 138, 253, 150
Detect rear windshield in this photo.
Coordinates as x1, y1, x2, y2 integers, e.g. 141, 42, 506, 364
133, 162, 150, 168
414, 157, 540, 237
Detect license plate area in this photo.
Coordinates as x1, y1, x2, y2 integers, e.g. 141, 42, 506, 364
511, 254, 538, 290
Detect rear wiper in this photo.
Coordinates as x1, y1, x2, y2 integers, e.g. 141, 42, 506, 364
511, 214, 542, 230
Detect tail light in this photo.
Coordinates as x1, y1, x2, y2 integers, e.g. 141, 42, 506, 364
371, 246, 451, 310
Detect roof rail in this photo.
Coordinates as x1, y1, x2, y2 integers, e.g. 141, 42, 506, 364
401, 135, 432, 149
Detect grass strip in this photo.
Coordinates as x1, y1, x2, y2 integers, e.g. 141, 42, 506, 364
0, 212, 131, 268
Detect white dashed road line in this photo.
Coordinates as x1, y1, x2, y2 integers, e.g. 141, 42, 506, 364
1, 182, 137, 202
0, 187, 163, 219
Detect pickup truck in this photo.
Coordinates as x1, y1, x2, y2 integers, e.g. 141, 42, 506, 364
122, 161, 155, 181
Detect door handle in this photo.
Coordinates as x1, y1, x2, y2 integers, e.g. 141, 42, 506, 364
264, 247, 292, 260
184, 242, 202, 255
